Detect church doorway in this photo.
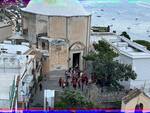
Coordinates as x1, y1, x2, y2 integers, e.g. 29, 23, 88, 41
72, 53, 80, 68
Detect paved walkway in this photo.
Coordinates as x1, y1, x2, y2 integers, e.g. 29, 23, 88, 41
29, 70, 66, 108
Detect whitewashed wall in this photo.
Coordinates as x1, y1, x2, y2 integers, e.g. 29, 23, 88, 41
131, 58, 150, 92
118, 54, 150, 92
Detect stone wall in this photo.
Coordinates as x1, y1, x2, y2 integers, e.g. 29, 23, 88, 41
47, 16, 90, 48
23, 12, 36, 43
22, 12, 91, 72
22, 13, 91, 47
48, 45, 68, 71
41, 43, 68, 75
42, 57, 50, 75
48, 17, 66, 39
68, 16, 89, 47
36, 15, 48, 35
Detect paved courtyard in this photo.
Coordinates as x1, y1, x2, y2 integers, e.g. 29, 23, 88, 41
29, 70, 66, 108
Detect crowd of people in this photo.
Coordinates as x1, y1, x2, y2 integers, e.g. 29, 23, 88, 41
58, 66, 89, 90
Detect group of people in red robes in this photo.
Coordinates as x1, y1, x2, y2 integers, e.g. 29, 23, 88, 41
58, 66, 89, 90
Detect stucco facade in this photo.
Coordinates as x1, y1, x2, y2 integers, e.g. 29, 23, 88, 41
118, 53, 150, 93
121, 93, 150, 112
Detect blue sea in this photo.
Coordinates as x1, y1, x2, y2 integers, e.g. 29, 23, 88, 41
80, 0, 150, 41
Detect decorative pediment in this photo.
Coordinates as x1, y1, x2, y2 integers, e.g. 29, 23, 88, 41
70, 42, 85, 51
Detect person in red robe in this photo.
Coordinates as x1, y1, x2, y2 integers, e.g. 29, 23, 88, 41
72, 78, 77, 90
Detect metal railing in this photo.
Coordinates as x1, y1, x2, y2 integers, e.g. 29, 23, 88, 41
9, 76, 18, 110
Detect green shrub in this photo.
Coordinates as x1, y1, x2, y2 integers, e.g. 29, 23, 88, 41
56, 89, 95, 108
54, 102, 67, 108
120, 31, 131, 40
134, 40, 150, 50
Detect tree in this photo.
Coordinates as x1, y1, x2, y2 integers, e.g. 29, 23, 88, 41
92, 60, 137, 90
55, 89, 95, 108
84, 41, 118, 61
134, 40, 150, 51
84, 41, 137, 90
120, 31, 131, 40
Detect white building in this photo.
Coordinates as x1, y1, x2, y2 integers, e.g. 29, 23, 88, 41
0, 43, 41, 109
44, 90, 55, 110
91, 32, 150, 95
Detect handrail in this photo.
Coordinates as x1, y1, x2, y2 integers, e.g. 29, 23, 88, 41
10, 76, 18, 110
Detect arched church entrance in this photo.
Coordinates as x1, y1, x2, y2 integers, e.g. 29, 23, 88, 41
69, 42, 85, 70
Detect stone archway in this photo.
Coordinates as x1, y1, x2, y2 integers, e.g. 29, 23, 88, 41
69, 42, 85, 51
69, 42, 85, 70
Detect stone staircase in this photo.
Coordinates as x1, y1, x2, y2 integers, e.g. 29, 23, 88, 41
29, 70, 65, 108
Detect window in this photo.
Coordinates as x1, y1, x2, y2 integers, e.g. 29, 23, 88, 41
42, 42, 46, 50
23, 29, 28, 35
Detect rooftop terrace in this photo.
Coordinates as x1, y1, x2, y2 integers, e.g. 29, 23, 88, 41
0, 43, 30, 54
90, 33, 150, 59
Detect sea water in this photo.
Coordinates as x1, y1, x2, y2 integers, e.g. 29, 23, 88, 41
80, 0, 150, 41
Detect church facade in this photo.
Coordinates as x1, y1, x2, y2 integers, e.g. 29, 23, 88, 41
21, 0, 91, 74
